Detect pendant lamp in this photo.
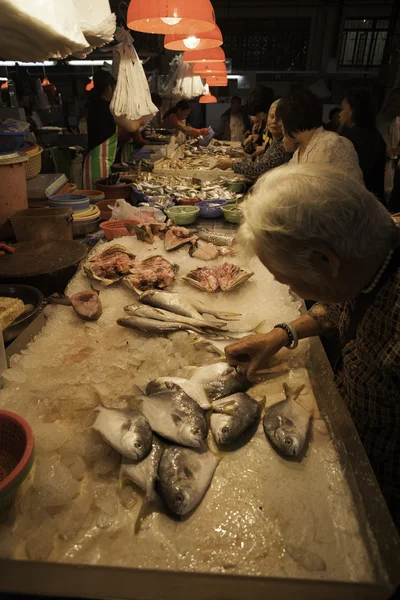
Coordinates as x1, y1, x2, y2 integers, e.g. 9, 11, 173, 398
200, 93, 217, 103
207, 77, 228, 87
164, 24, 223, 51
86, 78, 94, 91
183, 47, 225, 63
1, 80, 8, 89
127, 0, 216, 35
193, 63, 227, 76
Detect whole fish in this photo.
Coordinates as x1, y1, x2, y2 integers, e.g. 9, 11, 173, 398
117, 316, 203, 334
188, 297, 241, 321
134, 388, 208, 448
196, 227, 234, 247
158, 446, 219, 515
92, 407, 152, 460
70, 288, 102, 321
263, 383, 310, 456
138, 289, 204, 321
146, 377, 211, 410
210, 393, 262, 444
124, 305, 226, 331
190, 362, 249, 400
120, 436, 164, 503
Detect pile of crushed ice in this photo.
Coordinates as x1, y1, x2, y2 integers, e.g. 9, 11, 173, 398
0, 236, 377, 583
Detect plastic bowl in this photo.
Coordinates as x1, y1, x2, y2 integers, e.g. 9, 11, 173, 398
0, 410, 35, 513
165, 205, 200, 225
73, 190, 105, 203
223, 181, 246, 193
96, 199, 117, 221
178, 197, 200, 206
100, 219, 140, 240
197, 199, 228, 219
48, 194, 90, 212
0, 131, 25, 154
221, 204, 243, 224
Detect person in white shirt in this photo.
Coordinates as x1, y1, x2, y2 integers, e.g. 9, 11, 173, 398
276, 89, 363, 184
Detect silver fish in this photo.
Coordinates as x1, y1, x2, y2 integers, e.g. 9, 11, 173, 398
135, 388, 208, 448
210, 393, 262, 444
124, 305, 226, 331
117, 316, 202, 334
196, 227, 234, 247
263, 383, 310, 456
187, 297, 241, 321
190, 362, 235, 386
146, 377, 211, 410
92, 407, 152, 460
138, 289, 204, 320
158, 446, 218, 515
205, 365, 249, 400
120, 436, 164, 503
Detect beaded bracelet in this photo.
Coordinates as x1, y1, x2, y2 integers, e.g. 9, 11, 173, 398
274, 322, 299, 350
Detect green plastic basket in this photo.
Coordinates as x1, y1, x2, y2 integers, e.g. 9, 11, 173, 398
166, 205, 200, 225
221, 205, 243, 224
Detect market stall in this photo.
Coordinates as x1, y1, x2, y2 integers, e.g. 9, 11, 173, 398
0, 221, 399, 599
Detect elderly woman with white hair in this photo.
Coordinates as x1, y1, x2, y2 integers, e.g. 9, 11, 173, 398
214, 100, 292, 178
226, 163, 400, 529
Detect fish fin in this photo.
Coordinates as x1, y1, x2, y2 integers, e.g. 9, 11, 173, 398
211, 399, 238, 415
283, 382, 306, 401
125, 386, 145, 410
134, 489, 162, 534
253, 320, 267, 334
171, 413, 183, 425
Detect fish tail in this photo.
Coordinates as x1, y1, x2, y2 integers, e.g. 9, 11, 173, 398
283, 383, 306, 402
134, 491, 160, 534
253, 320, 267, 334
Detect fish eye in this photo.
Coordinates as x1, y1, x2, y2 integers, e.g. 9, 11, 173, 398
175, 493, 184, 504
285, 438, 293, 447
191, 426, 200, 435
222, 426, 230, 434
135, 441, 142, 449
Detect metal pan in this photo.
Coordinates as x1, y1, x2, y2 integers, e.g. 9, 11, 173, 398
0, 284, 44, 343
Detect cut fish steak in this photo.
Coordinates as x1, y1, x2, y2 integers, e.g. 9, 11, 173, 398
189, 240, 235, 262
84, 244, 136, 286
183, 263, 254, 293
70, 288, 102, 321
164, 226, 198, 252
123, 256, 178, 291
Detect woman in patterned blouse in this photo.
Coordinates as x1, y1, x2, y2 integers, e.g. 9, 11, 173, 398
214, 100, 292, 179
225, 163, 400, 530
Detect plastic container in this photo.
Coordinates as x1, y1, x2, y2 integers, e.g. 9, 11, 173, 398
221, 204, 243, 224
0, 410, 35, 513
178, 197, 200, 206
100, 219, 140, 240
0, 131, 25, 154
223, 181, 245, 193
9, 207, 73, 242
73, 189, 105, 203
165, 205, 200, 225
48, 194, 90, 212
197, 199, 228, 218
94, 178, 132, 200
97, 199, 117, 221
73, 217, 101, 238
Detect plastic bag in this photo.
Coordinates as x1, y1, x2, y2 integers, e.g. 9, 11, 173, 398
110, 199, 165, 224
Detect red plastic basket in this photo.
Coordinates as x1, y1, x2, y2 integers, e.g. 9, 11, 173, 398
100, 219, 141, 240
0, 410, 35, 512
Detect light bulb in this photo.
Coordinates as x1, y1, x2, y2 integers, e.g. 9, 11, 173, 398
184, 36, 201, 49
161, 17, 182, 25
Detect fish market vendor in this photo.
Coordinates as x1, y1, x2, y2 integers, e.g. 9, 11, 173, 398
225, 163, 400, 530
83, 70, 142, 189
161, 100, 209, 138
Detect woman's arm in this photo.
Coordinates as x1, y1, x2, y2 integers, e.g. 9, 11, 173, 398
164, 114, 207, 137
232, 141, 290, 178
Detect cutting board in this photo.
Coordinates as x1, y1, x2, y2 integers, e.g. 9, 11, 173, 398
0, 240, 87, 278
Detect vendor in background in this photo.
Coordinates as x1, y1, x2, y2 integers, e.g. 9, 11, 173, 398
215, 100, 292, 178
244, 85, 274, 159
161, 100, 208, 137
339, 88, 386, 201
277, 89, 363, 183
216, 96, 249, 142
377, 88, 400, 199
225, 163, 400, 530
84, 70, 141, 189
242, 113, 265, 154
324, 106, 341, 132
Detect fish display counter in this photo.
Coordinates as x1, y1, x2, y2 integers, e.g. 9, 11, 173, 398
0, 222, 399, 600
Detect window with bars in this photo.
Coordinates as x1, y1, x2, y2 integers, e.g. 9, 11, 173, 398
220, 19, 310, 71
339, 19, 389, 68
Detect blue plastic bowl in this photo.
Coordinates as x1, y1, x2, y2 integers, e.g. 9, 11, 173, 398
197, 199, 228, 218
48, 194, 90, 212
0, 131, 25, 154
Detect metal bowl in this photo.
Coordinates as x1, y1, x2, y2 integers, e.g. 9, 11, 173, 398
0, 284, 44, 343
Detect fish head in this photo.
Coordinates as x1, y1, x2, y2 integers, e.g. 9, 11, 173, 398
211, 413, 235, 445
176, 418, 208, 448
120, 418, 153, 460
274, 427, 303, 456
164, 482, 196, 515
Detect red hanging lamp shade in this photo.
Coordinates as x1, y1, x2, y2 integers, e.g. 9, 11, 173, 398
1, 80, 8, 89
127, 0, 216, 35
207, 76, 228, 87
200, 93, 217, 103
193, 63, 227, 76
164, 24, 223, 51
183, 47, 225, 63
86, 79, 94, 91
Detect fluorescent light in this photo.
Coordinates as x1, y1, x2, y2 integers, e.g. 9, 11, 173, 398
0, 61, 55, 66
67, 60, 113, 66
0, 77, 8, 81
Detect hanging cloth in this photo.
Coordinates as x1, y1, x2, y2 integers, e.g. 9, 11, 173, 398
83, 130, 117, 190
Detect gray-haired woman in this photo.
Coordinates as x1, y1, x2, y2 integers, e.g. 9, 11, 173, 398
226, 163, 400, 529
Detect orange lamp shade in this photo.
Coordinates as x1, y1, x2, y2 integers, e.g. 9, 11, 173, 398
207, 77, 228, 87
86, 80, 94, 91
183, 47, 225, 63
164, 25, 223, 51
127, 0, 216, 35
200, 94, 217, 103
1, 80, 8, 89
193, 63, 227, 76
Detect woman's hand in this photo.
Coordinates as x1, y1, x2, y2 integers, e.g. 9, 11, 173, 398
251, 145, 265, 160
225, 329, 288, 378
200, 128, 210, 136
215, 158, 234, 170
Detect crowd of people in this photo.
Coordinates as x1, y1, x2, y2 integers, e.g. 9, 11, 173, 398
216, 85, 400, 532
